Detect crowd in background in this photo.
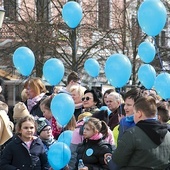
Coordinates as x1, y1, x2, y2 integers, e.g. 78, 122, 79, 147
0, 72, 170, 170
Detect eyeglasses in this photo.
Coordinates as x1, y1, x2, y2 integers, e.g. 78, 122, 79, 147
82, 97, 92, 101
42, 127, 52, 132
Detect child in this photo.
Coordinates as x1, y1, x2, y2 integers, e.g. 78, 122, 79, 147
36, 117, 55, 153
40, 96, 62, 139
76, 117, 113, 170
0, 115, 50, 170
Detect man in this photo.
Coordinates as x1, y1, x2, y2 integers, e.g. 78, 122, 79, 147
106, 92, 122, 130
60, 71, 81, 94
118, 88, 142, 139
105, 96, 170, 169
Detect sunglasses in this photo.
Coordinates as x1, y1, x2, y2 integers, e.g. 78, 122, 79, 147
82, 96, 92, 101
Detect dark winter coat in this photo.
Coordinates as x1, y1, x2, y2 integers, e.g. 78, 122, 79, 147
25, 95, 47, 118
113, 120, 170, 170
108, 109, 119, 130
76, 138, 112, 170
0, 135, 49, 170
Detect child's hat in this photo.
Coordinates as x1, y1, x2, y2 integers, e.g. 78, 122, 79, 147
78, 112, 92, 121
36, 117, 51, 135
13, 102, 30, 121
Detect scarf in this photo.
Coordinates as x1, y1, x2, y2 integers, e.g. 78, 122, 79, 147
51, 117, 62, 139
75, 103, 83, 109
89, 132, 103, 140
83, 106, 99, 114
27, 93, 45, 112
41, 137, 55, 148
126, 115, 134, 122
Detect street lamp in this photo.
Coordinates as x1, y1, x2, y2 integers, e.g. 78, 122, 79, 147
0, 7, 5, 28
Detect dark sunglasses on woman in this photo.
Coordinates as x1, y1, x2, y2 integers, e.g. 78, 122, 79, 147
82, 96, 92, 101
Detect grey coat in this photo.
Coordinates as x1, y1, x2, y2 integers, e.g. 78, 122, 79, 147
112, 120, 170, 170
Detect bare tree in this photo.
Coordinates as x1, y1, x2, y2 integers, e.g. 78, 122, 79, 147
0, 0, 169, 87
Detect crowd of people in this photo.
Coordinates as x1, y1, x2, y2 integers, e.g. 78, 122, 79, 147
0, 72, 170, 170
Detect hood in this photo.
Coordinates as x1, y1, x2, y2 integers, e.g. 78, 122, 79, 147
136, 119, 168, 145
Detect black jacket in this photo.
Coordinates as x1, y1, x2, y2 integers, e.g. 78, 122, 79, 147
0, 135, 49, 170
76, 138, 112, 170
25, 95, 47, 118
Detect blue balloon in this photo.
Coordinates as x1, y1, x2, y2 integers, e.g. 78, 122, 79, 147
58, 130, 73, 147
62, 1, 83, 28
43, 58, 64, 86
105, 54, 132, 88
138, 42, 156, 63
137, 0, 167, 36
51, 93, 75, 126
138, 64, 156, 89
84, 58, 100, 77
13, 47, 35, 76
48, 142, 71, 170
154, 72, 170, 100
100, 106, 111, 115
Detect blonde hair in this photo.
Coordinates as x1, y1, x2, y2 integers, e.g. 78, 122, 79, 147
69, 85, 86, 98
64, 115, 76, 131
28, 77, 47, 96
53, 86, 62, 94
21, 89, 28, 102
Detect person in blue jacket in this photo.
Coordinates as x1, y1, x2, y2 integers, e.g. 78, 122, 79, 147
118, 88, 143, 140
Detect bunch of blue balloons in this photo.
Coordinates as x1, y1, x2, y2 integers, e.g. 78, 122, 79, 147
137, 0, 168, 95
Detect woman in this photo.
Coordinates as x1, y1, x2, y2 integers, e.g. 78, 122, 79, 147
25, 77, 48, 118
82, 89, 102, 114
70, 85, 86, 121
102, 88, 115, 106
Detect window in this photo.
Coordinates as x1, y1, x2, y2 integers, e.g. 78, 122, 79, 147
36, 0, 50, 22
4, 0, 17, 20
98, 0, 110, 30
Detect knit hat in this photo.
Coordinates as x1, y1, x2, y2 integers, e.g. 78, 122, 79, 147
13, 102, 30, 121
78, 112, 92, 121
0, 110, 13, 145
36, 117, 51, 135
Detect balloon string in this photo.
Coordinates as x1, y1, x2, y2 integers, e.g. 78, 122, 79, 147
116, 88, 123, 116
153, 37, 164, 71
